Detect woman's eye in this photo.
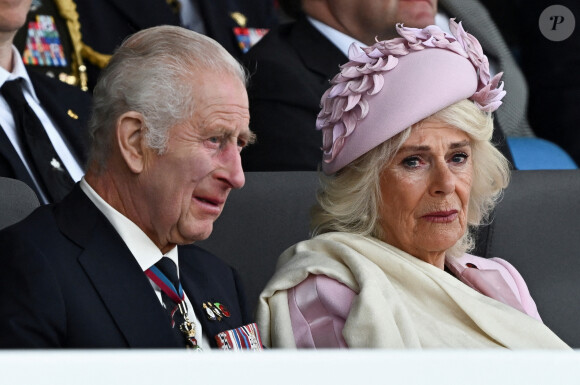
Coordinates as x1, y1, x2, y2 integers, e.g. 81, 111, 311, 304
451, 153, 469, 164
402, 156, 421, 168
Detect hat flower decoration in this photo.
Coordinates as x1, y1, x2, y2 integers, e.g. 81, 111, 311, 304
316, 18, 506, 172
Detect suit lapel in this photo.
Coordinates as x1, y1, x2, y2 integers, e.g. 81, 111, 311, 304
289, 16, 348, 83
56, 186, 181, 348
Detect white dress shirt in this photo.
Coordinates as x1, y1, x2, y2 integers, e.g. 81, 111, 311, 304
80, 179, 210, 349
0, 46, 84, 203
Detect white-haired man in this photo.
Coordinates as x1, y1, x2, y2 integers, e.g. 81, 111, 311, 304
0, 25, 258, 349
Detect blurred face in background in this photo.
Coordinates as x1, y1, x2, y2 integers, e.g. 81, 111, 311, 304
397, 0, 438, 28
304, 0, 438, 44
0, 0, 32, 34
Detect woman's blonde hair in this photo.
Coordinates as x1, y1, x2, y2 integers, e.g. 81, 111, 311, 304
311, 99, 510, 257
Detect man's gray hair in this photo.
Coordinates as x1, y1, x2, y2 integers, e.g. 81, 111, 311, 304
87, 25, 248, 172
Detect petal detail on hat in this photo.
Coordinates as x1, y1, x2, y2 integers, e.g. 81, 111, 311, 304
471, 73, 506, 112
344, 94, 361, 111
317, 18, 507, 172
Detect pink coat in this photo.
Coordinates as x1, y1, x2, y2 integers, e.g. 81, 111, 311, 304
288, 254, 541, 348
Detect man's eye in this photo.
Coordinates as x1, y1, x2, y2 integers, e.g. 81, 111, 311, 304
208, 137, 220, 144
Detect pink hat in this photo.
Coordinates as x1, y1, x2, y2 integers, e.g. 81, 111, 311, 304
316, 19, 506, 174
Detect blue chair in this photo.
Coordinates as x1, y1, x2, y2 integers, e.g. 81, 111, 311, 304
507, 137, 577, 170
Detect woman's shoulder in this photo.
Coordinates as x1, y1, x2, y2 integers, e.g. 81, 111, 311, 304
452, 253, 542, 321
288, 274, 356, 348
454, 253, 528, 273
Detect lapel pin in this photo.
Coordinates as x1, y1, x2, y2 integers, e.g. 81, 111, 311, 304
202, 301, 230, 321
67, 109, 79, 119
50, 158, 64, 171
213, 302, 231, 317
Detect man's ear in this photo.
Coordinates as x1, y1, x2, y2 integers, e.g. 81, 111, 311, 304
117, 111, 147, 174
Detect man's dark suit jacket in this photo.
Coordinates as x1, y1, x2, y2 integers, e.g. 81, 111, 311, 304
0, 71, 91, 202
73, 0, 277, 90
241, 14, 513, 171
0, 184, 251, 348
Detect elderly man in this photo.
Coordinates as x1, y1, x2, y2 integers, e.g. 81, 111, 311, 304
0, 25, 257, 349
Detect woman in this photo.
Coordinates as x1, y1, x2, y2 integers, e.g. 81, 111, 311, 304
256, 20, 569, 349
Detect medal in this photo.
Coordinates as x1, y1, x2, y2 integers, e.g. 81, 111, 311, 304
233, 27, 269, 53
203, 301, 223, 321
203, 302, 217, 321
214, 302, 231, 317
177, 303, 201, 350
215, 323, 263, 350
145, 262, 202, 349
202, 301, 232, 321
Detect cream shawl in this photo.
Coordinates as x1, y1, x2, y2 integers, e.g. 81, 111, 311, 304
256, 232, 569, 349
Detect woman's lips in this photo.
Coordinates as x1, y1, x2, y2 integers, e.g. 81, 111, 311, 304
421, 210, 458, 223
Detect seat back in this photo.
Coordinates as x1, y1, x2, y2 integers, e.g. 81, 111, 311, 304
0, 177, 40, 231
477, 170, 580, 347
198, 171, 319, 313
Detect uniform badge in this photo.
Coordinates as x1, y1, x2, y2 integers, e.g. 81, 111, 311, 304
230, 11, 269, 53
22, 15, 67, 67
215, 323, 263, 350
213, 302, 231, 317
233, 27, 269, 53
202, 301, 232, 321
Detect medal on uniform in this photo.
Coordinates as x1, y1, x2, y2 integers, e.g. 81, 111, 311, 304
177, 303, 201, 350
203, 301, 225, 321
215, 323, 263, 350
202, 302, 217, 321
23, 15, 67, 67
230, 11, 269, 53
145, 264, 202, 350
214, 302, 231, 317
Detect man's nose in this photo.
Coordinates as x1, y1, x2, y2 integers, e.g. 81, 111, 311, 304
218, 143, 245, 189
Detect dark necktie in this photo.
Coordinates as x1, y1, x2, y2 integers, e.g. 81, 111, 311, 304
145, 257, 199, 348
1, 79, 75, 202
152, 257, 183, 326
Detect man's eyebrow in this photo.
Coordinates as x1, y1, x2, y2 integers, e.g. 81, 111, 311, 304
199, 126, 256, 145
242, 130, 257, 145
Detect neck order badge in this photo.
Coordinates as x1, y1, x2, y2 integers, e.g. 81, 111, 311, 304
146, 260, 201, 350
